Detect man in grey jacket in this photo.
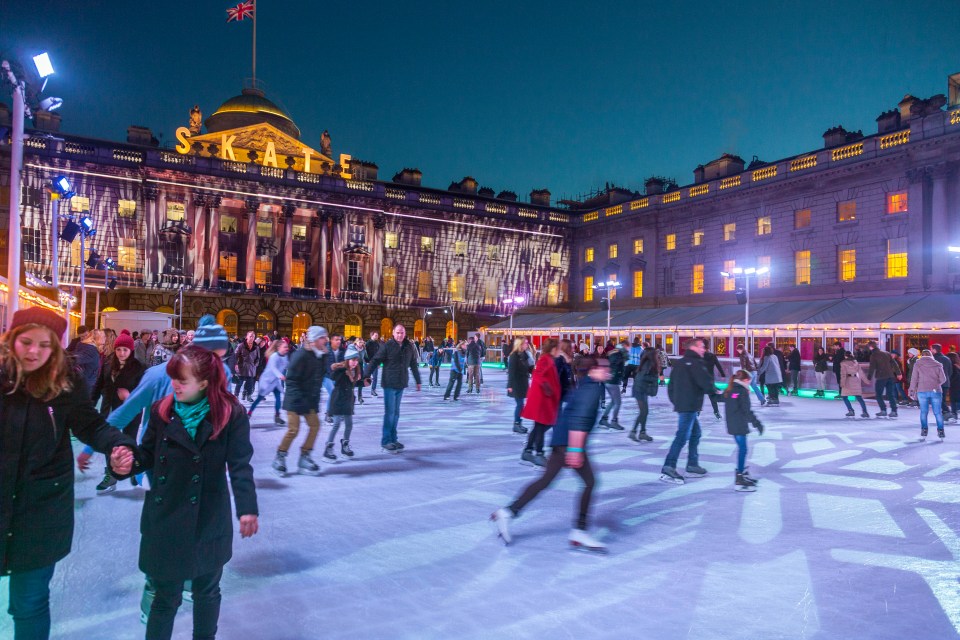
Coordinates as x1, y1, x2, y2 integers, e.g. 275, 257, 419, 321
908, 349, 948, 439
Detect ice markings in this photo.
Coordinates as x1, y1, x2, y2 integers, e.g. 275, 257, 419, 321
739, 480, 782, 544
781, 450, 861, 469
792, 438, 835, 454
841, 458, 915, 475
807, 494, 905, 538
915, 481, 960, 504
750, 440, 778, 467
784, 471, 901, 491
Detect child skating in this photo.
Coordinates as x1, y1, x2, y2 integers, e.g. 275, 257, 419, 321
721, 370, 764, 492
839, 352, 870, 419
324, 344, 365, 462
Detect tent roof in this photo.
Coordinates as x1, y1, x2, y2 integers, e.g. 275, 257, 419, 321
883, 294, 960, 324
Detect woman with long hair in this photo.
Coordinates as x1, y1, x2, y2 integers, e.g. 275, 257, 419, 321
629, 342, 659, 442
247, 339, 290, 425
519, 338, 562, 467
133, 345, 258, 639
0, 308, 135, 639
507, 337, 533, 434
757, 344, 783, 406
722, 370, 764, 491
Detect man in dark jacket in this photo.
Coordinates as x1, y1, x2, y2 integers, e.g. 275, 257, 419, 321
69, 327, 102, 396
363, 324, 421, 451
365, 331, 382, 396
866, 341, 898, 418
931, 344, 955, 420
660, 338, 719, 484
786, 344, 802, 395
465, 336, 483, 393
233, 331, 260, 402
703, 348, 726, 419
598, 341, 627, 430
831, 342, 847, 399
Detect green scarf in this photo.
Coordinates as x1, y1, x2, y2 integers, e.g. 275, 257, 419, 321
174, 396, 210, 440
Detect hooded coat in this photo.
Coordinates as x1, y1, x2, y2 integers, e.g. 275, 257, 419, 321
521, 353, 561, 425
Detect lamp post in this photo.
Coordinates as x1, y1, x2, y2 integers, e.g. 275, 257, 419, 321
720, 265, 770, 356
502, 296, 526, 335
592, 279, 622, 344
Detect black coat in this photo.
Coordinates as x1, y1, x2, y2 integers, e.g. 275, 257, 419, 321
773, 349, 787, 377
282, 348, 328, 414
703, 351, 726, 379
722, 384, 764, 436
137, 402, 258, 582
632, 347, 660, 399
507, 351, 532, 399
607, 349, 626, 385
555, 356, 575, 401
0, 374, 137, 574
667, 350, 718, 413
787, 348, 801, 371
363, 338, 421, 389
91, 356, 146, 419
234, 341, 261, 378
329, 363, 359, 416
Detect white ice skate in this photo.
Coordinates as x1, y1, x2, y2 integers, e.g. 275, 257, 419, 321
569, 528, 607, 553
490, 508, 512, 545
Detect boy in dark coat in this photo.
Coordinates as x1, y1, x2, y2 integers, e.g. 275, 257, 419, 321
721, 370, 764, 491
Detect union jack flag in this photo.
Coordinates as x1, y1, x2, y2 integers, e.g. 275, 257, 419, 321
226, 0, 255, 22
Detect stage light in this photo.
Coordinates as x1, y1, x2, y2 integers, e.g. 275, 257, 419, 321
39, 96, 62, 111
33, 53, 54, 78
86, 250, 101, 268
108, 278, 117, 290
60, 220, 80, 242
53, 175, 72, 194
104, 257, 117, 269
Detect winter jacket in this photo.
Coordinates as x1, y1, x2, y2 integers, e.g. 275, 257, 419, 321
832, 349, 847, 375
757, 354, 783, 384
363, 338, 422, 389
449, 349, 465, 375
555, 356, 575, 401
233, 341, 261, 378
0, 372, 137, 574
550, 378, 604, 447
329, 362, 360, 416
607, 348, 627, 385
256, 352, 288, 398
134, 339, 155, 367
71, 342, 101, 394
422, 338, 435, 353
722, 382, 764, 436
867, 348, 896, 381
365, 339, 381, 363
908, 356, 948, 395
813, 352, 830, 373
703, 351, 726, 380
633, 347, 660, 399
933, 352, 953, 390
136, 401, 257, 582
521, 353, 562, 425
507, 350, 532, 399
667, 350, 718, 413
429, 349, 443, 367
282, 347, 327, 414
91, 356, 146, 434
773, 349, 787, 378
840, 359, 864, 396
787, 348, 801, 372
656, 349, 669, 372
738, 351, 757, 372
465, 341, 482, 366
628, 346, 643, 366
152, 344, 177, 368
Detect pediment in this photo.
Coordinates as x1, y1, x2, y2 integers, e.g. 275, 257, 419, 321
189, 123, 333, 165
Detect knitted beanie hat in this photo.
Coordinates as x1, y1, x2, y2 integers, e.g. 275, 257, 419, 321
114, 329, 135, 351
306, 326, 328, 342
343, 344, 362, 360
9, 307, 67, 341
192, 323, 230, 353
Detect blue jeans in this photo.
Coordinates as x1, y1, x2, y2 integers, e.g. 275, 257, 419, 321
322, 377, 334, 414
748, 371, 764, 404
381, 387, 404, 445
663, 411, 701, 470
249, 389, 281, 413
733, 434, 748, 472
513, 396, 525, 424
842, 395, 868, 413
370, 367, 379, 392
874, 378, 897, 413
5, 563, 55, 640
918, 391, 944, 430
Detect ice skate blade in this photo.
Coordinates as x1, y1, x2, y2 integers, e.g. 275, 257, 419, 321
298, 468, 322, 476
272, 469, 287, 478
321, 457, 339, 464
96, 485, 117, 494
569, 541, 608, 554
735, 485, 757, 492
659, 474, 685, 485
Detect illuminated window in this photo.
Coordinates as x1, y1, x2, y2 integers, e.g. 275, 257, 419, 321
255, 256, 272, 285
550, 252, 562, 268
837, 200, 856, 222
547, 283, 560, 305
692, 230, 704, 246
584, 276, 594, 302
454, 240, 467, 257
417, 270, 432, 298
608, 243, 618, 259
795, 209, 811, 229
449, 275, 465, 302
633, 270, 643, 298
757, 216, 771, 235
691, 264, 704, 294
343, 315, 362, 340
219, 215, 238, 233
887, 192, 908, 214
380, 318, 394, 336
757, 256, 771, 288
70, 239, 86, 268
886, 238, 908, 278
839, 248, 856, 282
795, 250, 811, 285
723, 260, 736, 291
256, 220, 272, 237
216, 309, 238, 337
723, 223, 736, 241
585, 247, 595, 263
118, 199, 136, 218
256, 311, 276, 334
291, 259, 306, 288
293, 312, 312, 339
165, 202, 185, 221
633, 238, 644, 254
292, 224, 307, 241
483, 278, 498, 305
385, 231, 399, 249
420, 236, 434, 253
218, 252, 238, 281
666, 234, 676, 251
487, 245, 501, 261
118, 238, 137, 271
71, 196, 90, 212
383, 266, 397, 296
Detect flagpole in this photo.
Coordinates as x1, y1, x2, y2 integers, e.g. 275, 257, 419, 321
252, 0, 257, 88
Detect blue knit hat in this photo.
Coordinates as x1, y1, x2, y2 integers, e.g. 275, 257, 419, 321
192, 323, 229, 352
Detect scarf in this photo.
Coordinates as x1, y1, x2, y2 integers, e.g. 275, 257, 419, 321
174, 396, 210, 440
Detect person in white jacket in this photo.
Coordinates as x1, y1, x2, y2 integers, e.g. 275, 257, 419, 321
248, 339, 290, 425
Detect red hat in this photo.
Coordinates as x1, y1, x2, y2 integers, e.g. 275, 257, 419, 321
9, 307, 67, 341
114, 329, 135, 351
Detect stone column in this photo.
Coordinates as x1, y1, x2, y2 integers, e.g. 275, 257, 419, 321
318, 213, 329, 298
282, 203, 295, 294
330, 210, 344, 297
143, 186, 159, 287
157, 190, 168, 281
929, 164, 951, 291
371, 214, 385, 301
190, 193, 206, 287
245, 199, 259, 293
310, 215, 322, 296
207, 196, 221, 288
905, 168, 926, 291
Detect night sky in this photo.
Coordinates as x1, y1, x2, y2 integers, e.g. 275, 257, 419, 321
4, 1, 959, 202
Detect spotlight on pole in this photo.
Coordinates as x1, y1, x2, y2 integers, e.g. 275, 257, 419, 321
32, 53, 54, 78
60, 220, 81, 242
104, 257, 117, 269
108, 278, 118, 290
39, 96, 62, 111
52, 175, 72, 196
85, 249, 101, 268
79, 216, 94, 234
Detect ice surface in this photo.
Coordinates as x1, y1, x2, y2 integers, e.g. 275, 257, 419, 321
1, 367, 958, 639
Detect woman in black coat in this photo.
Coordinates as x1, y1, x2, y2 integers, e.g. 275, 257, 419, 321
629, 345, 660, 443
721, 370, 764, 492
232, 331, 261, 401
132, 345, 258, 640
507, 338, 533, 434
0, 308, 136, 639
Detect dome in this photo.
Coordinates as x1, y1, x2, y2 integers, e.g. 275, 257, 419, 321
204, 87, 301, 139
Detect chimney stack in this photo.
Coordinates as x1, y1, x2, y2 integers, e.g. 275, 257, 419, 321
529, 189, 551, 206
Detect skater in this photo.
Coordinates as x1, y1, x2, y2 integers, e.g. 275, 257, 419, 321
465, 335, 482, 393
703, 345, 726, 419
0, 308, 136, 640
598, 340, 627, 430
839, 352, 870, 418
721, 370, 764, 492
866, 341, 898, 418
556, 339, 576, 406
520, 338, 562, 467
736, 343, 765, 405
247, 339, 289, 425
786, 344, 801, 395
831, 342, 847, 399
491, 355, 609, 551
757, 345, 783, 406
443, 341, 465, 401
273, 326, 329, 476
428, 345, 443, 387
622, 337, 642, 393
908, 349, 947, 440
659, 337, 719, 484
506, 338, 532, 433
232, 330, 260, 401
324, 344, 365, 461
628, 342, 659, 442
813, 346, 830, 397
131, 346, 258, 640
363, 323, 421, 452
365, 331, 382, 396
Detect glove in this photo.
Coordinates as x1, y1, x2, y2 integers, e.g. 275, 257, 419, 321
754, 421, 765, 435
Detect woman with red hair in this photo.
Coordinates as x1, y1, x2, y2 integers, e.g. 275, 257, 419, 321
133, 345, 259, 640
519, 338, 562, 467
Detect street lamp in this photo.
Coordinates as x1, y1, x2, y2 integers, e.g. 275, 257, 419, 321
593, 279, 622, 344
75, 215, 96, 327
720, 265, 770, 356
425, 305, 457, 341
502, 296, 526, 335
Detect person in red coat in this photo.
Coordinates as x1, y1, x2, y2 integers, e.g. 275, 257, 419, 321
520, 338, 562, 466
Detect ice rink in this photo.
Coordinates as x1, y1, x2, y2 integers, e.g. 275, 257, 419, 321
4, 367, 958, 639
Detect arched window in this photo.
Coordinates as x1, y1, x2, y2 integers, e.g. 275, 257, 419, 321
413, 319, 424, 340
101, 306, 118, 313
156, 305, 175, 314
343, 314, 362, 340
292, 312, 312, 342
380, 317, 394, 337
216, 309, 239, 337
256, 310, 276, 335
446, 320, 458, 341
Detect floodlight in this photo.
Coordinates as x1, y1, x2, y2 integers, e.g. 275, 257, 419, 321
949, 246, 960, 253
732, 267, 744, 275
53, 175, 72, 194
32, 53, 54, 78
756, 266, 770, 274
60, 220, 80, 242
104, 257, 117, 269
720, 271, 730, 278
514, 296, 525, 304
426, 311, 433, 316
744, 267, 756, 274
79, 216, 94, 234
85, 250, 101, 268
108, 278, 118, 290
39, 96, 62, 111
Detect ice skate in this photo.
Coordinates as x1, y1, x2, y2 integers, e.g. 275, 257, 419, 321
520, 449, 536, 466
938, 428, 945, 442
96, 474, 117, 493
607, 420, 624, 431
274, 412, 285, 425
272, 451, 288, 477
298, 452, 322, 475
860, 411, 870, 418
637, 431, 653, 442
532, 453, 547, 467
513, 422, 528, 434
844, 410, 855, 418
340, 439, 354, 458
735, 472, 757, 492
889, 411, 898, 419
742, 466, 759, 483
394, 442, 405, 451
382, 442, 400, 453
598, 416, 610, 428
659, 466, 685, 485
569, 528, 607, 553
628, 429, 640, 442
919, 427, 928, 442
490, 507, 512, 545
714, 411, 722, 421
685, 464, 708, 477
322, 442, 338, 463
875, 410, 888, 419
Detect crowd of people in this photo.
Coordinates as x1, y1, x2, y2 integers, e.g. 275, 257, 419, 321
1, 306, 959, 638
